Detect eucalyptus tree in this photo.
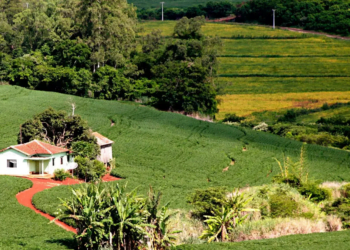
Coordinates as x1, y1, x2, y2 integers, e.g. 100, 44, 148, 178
76, 0, 137, 71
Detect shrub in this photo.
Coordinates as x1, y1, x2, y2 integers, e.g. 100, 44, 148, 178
273, 174, 301, 188
341, 184, 350, 198
187, 187, 227, 219
269, 193, 299, 218
323, 198, 350, 228
277, 109, 297, 123
72, 141, 100, 160
298, 183, 332, 202
222, 113, 245, 123
53, 169, 70, 181
74, 156, 107, 182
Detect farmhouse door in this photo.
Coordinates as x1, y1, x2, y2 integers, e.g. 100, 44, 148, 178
35, 161, 40, 174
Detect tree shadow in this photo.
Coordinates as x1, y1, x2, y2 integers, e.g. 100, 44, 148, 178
45, 238, 77, 249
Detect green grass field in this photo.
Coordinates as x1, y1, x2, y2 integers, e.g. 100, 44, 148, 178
175, 231, 350, 250
131, 0, 240, 9
0, 176, 74, 249
0, 86, 347, 210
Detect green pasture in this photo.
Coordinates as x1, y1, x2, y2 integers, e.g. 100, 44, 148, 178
0, 85, 343, 211
175, 231, 350, 250
221, 37, 350, 56
218, 57, 350, 76
0, 176, 74, 249
138, 21, 306, 38
131, 0, 240, 9
297, 106, 350, 123
218, 77, 350, 94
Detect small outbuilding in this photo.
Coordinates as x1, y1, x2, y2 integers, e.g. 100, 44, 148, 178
0, 140, 75, 176
92, 132, 114, 165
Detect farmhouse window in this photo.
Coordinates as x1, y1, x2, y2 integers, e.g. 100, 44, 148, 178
61, 157, 64, 165
52, 158, 55, 166
7, 160, 17, 168
67, 155, 70, 162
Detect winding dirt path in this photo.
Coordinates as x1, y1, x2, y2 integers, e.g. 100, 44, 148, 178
16, 174, 120, 234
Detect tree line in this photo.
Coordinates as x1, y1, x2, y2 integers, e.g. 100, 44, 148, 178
138, 0, 350, 36
0, 0, 221, 115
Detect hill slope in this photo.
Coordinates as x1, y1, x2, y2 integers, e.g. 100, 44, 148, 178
1, 86, 350, 208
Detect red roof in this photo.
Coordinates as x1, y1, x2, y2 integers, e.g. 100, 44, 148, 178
0, 140, 69, 156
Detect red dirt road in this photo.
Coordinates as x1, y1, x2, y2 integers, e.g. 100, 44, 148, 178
16, 174, 120, 234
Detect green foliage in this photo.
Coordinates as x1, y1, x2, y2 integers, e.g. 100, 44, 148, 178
71, 141, 100, 160
222, 113, 245, 123
323, 198, 350, 228
200, 190, 254, 243
0, 176, 74, 249
53, 169, 71, 181
298, 183, 332, 203
19, 107, 96, 148
236, 0, 350, 36
55, 182, 178, 249
187, 187, 228, 219
74, 156, 106, 182
173, 16, 205, 40
341, 184, 350, 198
269, 193, 299, 218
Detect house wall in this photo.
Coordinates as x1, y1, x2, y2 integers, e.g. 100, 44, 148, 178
0, 149, 29, 175
0, 150, 75, 175
97, 144, 113, 164
44, 153, 74, 174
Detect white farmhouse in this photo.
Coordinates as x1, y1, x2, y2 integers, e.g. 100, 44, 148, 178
92, 132, 114, 165
0, 140, 75, 176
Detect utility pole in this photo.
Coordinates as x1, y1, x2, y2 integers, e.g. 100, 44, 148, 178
160, 2, 165, 21
272, 9, 275, 29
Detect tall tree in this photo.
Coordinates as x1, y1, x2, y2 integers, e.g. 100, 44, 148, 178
77, 0, 137, 71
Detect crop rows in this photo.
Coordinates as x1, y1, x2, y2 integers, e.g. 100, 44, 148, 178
0, 85, 343, 212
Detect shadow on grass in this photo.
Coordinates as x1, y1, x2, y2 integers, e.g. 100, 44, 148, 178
45, 238, 77, 249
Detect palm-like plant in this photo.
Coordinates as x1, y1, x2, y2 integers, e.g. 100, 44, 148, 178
200, 190, 257, 243
200, 206, 234, 242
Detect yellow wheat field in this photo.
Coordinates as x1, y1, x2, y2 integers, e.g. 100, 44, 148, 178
217, 91, 350, 120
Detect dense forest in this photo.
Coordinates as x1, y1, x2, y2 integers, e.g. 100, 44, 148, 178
0, 0, 221, 115
139, 0, 350, 36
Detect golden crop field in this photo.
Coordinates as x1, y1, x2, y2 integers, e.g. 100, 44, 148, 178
217, 91, 350, 119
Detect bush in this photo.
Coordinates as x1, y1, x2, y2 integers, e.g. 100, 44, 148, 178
74, 156, 107, 182
269, 193, 299, 218
298, 183, 332, 202
273, 174, 301, 188
187, 187, 227, 219
323, 198, 350, 228
277, 109, 297, 123
53, 169, 70, 181
341, 184, 350, 198
222, 113, 245, 123
72, 141, 100, 160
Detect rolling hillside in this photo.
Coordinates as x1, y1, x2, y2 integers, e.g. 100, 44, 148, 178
1, 86, 350, 210
139, 21, 350, 119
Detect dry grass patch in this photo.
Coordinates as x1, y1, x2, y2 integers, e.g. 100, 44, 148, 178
217, 91, 350, 119
229, 217, 341, 242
